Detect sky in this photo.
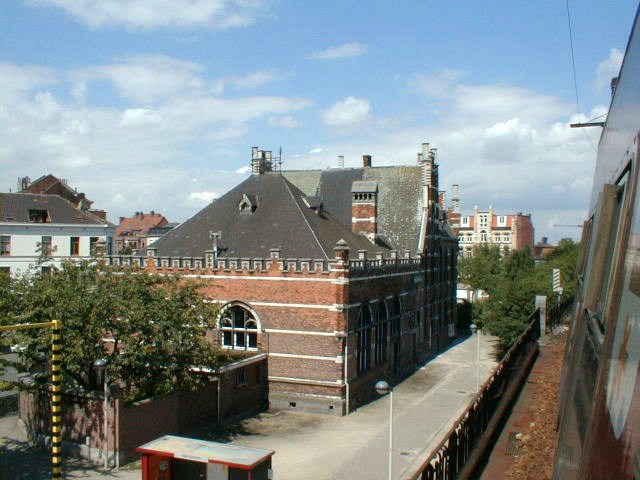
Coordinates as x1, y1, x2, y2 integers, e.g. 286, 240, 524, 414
1, 1, 638, 244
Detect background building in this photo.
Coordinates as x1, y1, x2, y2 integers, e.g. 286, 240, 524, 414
115, 212, 169, 254
448, 189, 534, 257
110, 144, 458, 414
0, 191, 114, 276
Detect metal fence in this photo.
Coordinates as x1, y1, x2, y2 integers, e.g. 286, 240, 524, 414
546, 295, 574, 333
408, 309, 541, 480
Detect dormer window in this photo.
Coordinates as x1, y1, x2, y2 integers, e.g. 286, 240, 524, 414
238, 194, 257, 214
29, 209, 50, 223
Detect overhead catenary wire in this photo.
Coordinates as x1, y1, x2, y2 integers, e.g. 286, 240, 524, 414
566, 0, 599, 152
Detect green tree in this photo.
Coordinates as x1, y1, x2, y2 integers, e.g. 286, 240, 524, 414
10, 260, 226, 401
458, 244, 502, 299
457, 241, 579, 353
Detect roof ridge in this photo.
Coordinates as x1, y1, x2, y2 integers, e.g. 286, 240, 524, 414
281, 175, 330, 260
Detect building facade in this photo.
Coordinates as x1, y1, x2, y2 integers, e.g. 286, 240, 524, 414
449, 200, 534, 257
0, 192, 115, 276
115, 212, 169, 254
109, 144, 458, 414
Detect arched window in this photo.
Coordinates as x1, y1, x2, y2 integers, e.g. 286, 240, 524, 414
375, 300, 389, 364
219, 304, 260, 351
390, 297, 402, 336
356, 304, 373, 373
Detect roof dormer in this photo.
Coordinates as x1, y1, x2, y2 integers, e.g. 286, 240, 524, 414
238, 194, 257, 214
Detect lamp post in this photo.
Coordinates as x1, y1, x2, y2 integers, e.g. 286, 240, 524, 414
470, 323, 480, 392
375, 380, 393, 480
94, 358, 109, 469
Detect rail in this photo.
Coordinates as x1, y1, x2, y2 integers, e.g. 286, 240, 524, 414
546, 295, 574, 333
408, 309, 541, 480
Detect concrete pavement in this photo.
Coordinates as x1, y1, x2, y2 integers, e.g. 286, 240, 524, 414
219, 331, 498, 480
0, 332, 498, 480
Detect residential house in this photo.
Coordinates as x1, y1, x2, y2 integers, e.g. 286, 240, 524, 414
18, 174, 107, 221
0, 192, 115, 276
115, 212, 169, 254
448, 187, 534, 257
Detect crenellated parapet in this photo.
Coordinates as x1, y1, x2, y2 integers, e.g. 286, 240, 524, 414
104, 242, 423, 278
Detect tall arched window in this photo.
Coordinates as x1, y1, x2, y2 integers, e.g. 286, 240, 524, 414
375, 300, 389, 364
356, 304, 373, 373
219, 304, 259, 350
390, 297, 402, 336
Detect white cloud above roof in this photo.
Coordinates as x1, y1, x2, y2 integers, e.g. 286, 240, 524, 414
322, 96, 371, 126
595, 48, 624, 93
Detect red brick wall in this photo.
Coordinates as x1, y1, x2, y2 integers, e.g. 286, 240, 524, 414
19, 355, 268, 464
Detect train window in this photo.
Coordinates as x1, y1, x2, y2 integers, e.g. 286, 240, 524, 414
574, 218, 592, 286
582, 183, 625, 327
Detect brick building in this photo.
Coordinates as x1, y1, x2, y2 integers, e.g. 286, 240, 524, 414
18, 174, 108, 221
110, 144, 458, 414
447, 186, 534, 257
115, 211, 169, 254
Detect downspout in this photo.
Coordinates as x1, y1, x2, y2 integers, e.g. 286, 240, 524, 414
217, 370, 221, 426
344, 337, 349, 415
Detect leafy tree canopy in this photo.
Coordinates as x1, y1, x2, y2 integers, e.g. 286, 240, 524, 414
464, 240, 579, 353
4, 260, 226, 402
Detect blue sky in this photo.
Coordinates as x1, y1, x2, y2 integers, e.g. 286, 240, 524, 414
1, 1, 638, 243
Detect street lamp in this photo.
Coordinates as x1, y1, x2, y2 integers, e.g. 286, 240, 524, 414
375, 380, 393, 480
93, 358, 109, 469
470, 323, 480, 392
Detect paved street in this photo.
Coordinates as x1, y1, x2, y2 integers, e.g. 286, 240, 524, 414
0, 332, 498, 479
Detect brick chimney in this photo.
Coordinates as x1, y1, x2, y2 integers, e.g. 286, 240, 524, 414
362, 155, 372, 168
351, 180, 378, 243
251, 146, 273, 175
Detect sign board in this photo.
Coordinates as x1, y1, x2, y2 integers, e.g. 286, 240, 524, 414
553, 268, 562, 293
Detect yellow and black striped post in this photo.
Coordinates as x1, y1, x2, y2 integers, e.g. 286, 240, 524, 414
51, 319, 63, 480
0, 319, 63, 479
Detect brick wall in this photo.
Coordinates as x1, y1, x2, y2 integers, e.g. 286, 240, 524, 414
19, 354, 268, 465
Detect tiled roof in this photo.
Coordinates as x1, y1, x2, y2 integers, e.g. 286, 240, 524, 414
116, 214, 168, 236
149, 173, 386, 259
0, 193, 112, 225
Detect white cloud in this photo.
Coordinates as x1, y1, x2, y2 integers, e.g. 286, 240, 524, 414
70, 81, 87, 103
268, 115, 299, 127
25, 0, 271, 30
187, 191, 218, 206
309, 147, 330, 154
235, 165, 252, 174
119, 108, 161, 126
231, 70, 292, 89
408, 69, 464, 98
311, 42, 368, 60
322, 96, 371, 126
0, 60, 312, 224
595, 48, 624, 93
76, 54, 205, 104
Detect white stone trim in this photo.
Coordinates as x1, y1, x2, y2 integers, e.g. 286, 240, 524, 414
264, 328, 342, 337
269, 352, 340, 361
268, 376, 343, 387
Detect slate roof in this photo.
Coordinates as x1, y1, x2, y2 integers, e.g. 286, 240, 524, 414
0, 193, 112, 225
149, 173, 387, 259
282, 166, 424, 253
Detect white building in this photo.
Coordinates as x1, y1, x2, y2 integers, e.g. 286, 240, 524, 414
0, 193, 115, 276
